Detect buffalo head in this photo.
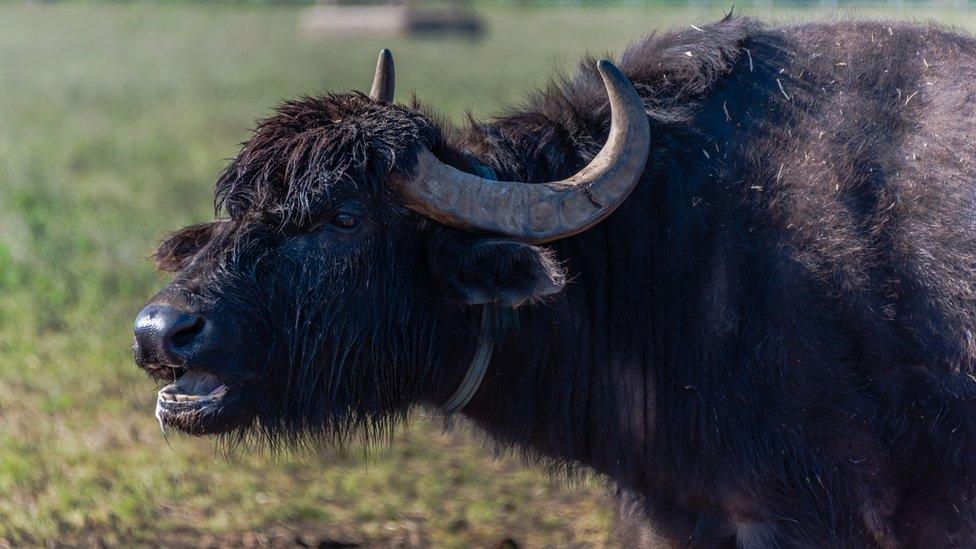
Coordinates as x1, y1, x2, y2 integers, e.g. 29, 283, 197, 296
132, 51, 649, 443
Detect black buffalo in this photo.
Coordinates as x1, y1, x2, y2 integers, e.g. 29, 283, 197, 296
133, 16, 976, 547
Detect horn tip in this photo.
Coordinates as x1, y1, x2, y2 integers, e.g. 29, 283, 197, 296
370, 49, 395, 103
596, 59, 620, 77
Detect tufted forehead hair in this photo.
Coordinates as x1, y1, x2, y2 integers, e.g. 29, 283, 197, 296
214, 91, 441, 228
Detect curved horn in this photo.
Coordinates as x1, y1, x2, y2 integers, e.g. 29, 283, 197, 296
369, 49, 395, 103
400, 60, 650, 243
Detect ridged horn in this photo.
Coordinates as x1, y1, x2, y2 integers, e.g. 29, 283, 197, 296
369, 49, 395, 103
400, 60, 650, 243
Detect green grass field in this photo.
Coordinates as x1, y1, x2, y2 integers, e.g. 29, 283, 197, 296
1, 3, 974, 546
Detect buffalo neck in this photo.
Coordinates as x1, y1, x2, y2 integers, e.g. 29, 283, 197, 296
419, 99, 672, 490
437, 226, 660, 492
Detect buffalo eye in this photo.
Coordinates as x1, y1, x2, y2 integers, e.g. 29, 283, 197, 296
331, 213, 359, 230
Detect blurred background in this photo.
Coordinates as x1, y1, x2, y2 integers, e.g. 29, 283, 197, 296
0, 0, 973, 546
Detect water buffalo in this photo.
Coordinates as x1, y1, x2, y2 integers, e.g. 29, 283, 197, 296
133, 16, 976, 547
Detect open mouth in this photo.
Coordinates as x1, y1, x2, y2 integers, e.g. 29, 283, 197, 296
154, 369, 244, 435
159, 369, 227, 401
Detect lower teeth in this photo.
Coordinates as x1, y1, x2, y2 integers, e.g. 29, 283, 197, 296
158, 385, 228, 403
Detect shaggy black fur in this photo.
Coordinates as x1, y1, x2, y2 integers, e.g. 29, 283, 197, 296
137, 16, 976, 547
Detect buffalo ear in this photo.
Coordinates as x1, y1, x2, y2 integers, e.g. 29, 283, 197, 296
154, 221, 226, 272
428, 233, 566, 307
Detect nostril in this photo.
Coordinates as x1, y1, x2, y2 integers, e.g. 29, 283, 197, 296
170, 316, 206, 348
134, 304, 209, 364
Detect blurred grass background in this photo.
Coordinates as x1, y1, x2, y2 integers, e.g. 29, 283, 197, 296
1, 3, 974, 546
